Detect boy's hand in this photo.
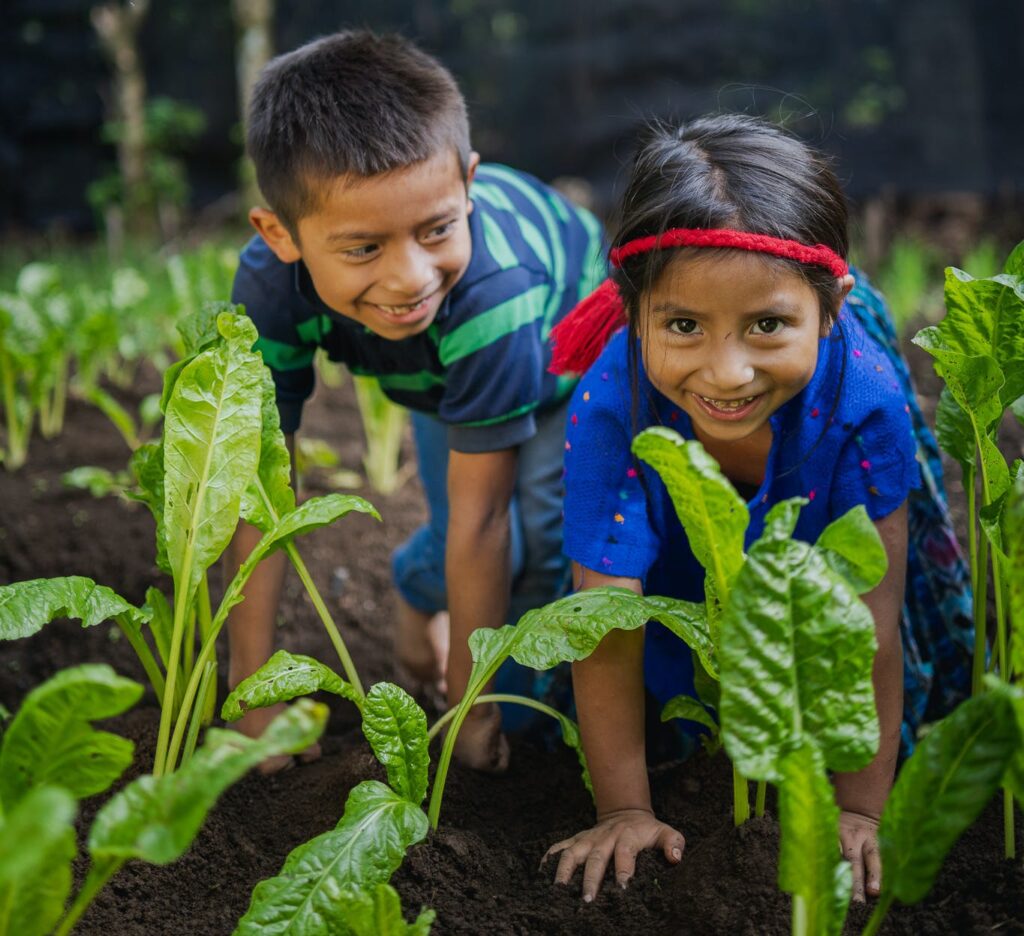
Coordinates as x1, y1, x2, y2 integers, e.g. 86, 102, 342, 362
543, 808, 685, 902
451, 702, 509, 773
839, 809, 882, 901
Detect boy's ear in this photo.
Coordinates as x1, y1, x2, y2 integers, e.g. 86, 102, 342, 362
249, 208, 302, 263
465, 151, 481, 214
822, 273, 856, 336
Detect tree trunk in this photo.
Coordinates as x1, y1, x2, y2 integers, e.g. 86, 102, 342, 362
233, 0, 274, 211
91, 0, 150, 235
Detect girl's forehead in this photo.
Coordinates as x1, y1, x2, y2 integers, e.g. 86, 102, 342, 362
648, 251, 817, 313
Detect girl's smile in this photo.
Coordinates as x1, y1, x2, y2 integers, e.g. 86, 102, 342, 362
640, 251, 842, 443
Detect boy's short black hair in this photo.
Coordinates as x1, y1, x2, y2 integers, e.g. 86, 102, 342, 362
248, 30, 472, 234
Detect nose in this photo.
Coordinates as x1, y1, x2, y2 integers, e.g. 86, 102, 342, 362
380, 241, 436, 298
701, 341, 755, 392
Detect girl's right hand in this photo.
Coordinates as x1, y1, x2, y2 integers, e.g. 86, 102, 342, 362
543, 808, 685, 902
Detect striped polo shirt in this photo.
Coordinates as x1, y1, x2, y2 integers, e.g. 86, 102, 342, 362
232, 164, 607, 453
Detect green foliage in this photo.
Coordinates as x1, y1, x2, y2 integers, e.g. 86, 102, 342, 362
353, 375, 409, 495
362, 684, 430, 806
336, 884, 435, 936
0, 576, 143, 640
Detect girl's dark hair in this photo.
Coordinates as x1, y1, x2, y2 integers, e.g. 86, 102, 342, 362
616, 114, 850, 471
613, 113, 849, 327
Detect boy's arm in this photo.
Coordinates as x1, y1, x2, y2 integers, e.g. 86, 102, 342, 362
444, 445, 518, 708
224, 433, 295, 694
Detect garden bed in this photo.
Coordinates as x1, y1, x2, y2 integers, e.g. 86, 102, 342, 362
1, 353, 1022, 935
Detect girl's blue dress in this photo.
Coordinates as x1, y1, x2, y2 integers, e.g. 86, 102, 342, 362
561, 276, 974, 751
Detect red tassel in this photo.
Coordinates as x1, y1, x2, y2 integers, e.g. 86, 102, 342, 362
549, 279, 628, 375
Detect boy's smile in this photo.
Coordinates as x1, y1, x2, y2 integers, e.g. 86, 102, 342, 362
253, 148, 478, 340
640, 251, 834, 445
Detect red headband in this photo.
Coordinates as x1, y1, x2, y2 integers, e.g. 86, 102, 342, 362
549, 227, 849, 375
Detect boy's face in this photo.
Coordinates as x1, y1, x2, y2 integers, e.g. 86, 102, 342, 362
252, 149, 478, 340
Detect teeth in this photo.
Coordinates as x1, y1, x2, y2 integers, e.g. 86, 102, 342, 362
699, 394, 756, 411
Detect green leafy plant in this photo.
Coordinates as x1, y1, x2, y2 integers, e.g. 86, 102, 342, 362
353, 375, 409, 495
0, 308, 377, 780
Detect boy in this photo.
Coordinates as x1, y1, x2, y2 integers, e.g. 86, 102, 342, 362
226, 30, 605, 771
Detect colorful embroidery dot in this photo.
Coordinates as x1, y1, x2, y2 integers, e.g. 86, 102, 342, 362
808, 488, 817, 501
601, 372, 609, 381
565, 441, 571, 451
571, 413, 578, 426
869, 485, 880, 496
583, 391, 591, 402
875, 365, 884, 373
853, 349, 862, 358
810, 407, 820, 418
614, 513, 625, 524
619, 490, 629, 500
601, 556, 613, 568
669, 410, 679, 422
860, 459, 871, 470
626, 467, 637, 478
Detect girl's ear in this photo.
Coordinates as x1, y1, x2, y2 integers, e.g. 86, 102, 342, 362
822, 274, 856, 336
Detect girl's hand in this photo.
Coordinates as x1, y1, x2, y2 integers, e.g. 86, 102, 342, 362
543, 808, 685, 902
839, 809, 882, 901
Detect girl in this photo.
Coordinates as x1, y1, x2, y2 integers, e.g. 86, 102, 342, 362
543, 115, 973, 904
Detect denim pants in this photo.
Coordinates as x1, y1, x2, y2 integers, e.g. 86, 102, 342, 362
391, 402, 572, 729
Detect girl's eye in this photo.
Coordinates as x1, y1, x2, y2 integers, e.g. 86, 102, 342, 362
667, 318, 700, 335
342, 244, 379, 260
752, 317, 784, 335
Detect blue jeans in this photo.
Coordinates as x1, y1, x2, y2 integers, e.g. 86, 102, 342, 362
391, 403, 572, 729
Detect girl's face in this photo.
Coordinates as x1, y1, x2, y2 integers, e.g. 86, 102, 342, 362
640, 251, 837, 444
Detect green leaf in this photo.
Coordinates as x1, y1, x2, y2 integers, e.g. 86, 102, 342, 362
879, 686, 1020, 905
719, 534, 879, 782
934, 387, 975, 473
472, 587, 654, 672
761, 497, 805, 540
1004, 472, 1024, 679
177, 303, 234, 356
0, 786, 77, 936
661, 694, 718, 734
241, 366, 297, 533
89, 700, 327, 865
642, 595, 716, 678
632, 428, 748, 601
0, 577, 140, 641
776, 739, 851, 936
816, 505, 888, 594
362, 684, 429, 806
1005, 686, 1024, 807
254, 495, 380, 556
221, 650, 360, 722
130, 440, 170, 573
234, 780, 429, 936
0, 664, 141, 809
1005, 240, 1024, 278
163, 312, 264, 606
340, 883, 436, 936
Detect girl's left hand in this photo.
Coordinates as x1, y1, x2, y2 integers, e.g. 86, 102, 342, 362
839, 809, 882, 901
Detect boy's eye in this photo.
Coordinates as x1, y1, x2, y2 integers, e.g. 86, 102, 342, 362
342, 244, 380, 260
667, 318, 699, 335
423, 220, 456, 242
752, 317, 783, 335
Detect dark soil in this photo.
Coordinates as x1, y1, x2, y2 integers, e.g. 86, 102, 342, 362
1, 350, 1023, 935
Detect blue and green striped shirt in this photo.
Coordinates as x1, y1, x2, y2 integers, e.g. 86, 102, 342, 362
232, 164, 606, 452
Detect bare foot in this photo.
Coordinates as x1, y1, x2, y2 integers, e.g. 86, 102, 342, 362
451, 702, 510, 774
396, 599, 449, 692
232, 702, 323, 775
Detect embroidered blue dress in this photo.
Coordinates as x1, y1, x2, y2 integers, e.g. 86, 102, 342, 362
562, 277, 974, 749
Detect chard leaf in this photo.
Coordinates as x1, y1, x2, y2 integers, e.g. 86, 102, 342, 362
177, 303, 231, 356
719, 530, 878, 781
0, 785, 77, 936
1005, 241, 1024, 278
0, 576, 140, 640
339, 883, 435, 936
234, 780, 429, 936
89, 700, 326, 864
222, 650, 360, 722
470, 588, 653, 673
879, 685, 1020, 904
163, 312, 264, 607
761, 497, 805, 540
254, 495, 380, 554
642, 595, 716, 678
661, 695, 720, 752
632, 429, 748, 604
934, 387, 976, 473
0, 664, 141, 809
815, 505, 888, 594
362, 684, 429, 806
1005, 472, 1024, 678
240, 366, 296, 534
777, 738, 850, 936
130, 440, 169, 572
1006, 687, 1024, 807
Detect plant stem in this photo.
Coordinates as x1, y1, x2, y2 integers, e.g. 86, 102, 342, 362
54, 858, 125, 936
0, 347, 25, 470
792, 893, 807, 936
115, 614, 165, 702
754, 780, 767, 818
860, 893, 894, 936
427, 693, 566, 743
732, 766, 749, 826
182, 662, 216, 766
285, 541, 364, 696
153, 581, 192, 776
1005, 786, 1016, 861
967, 474, 986, 695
